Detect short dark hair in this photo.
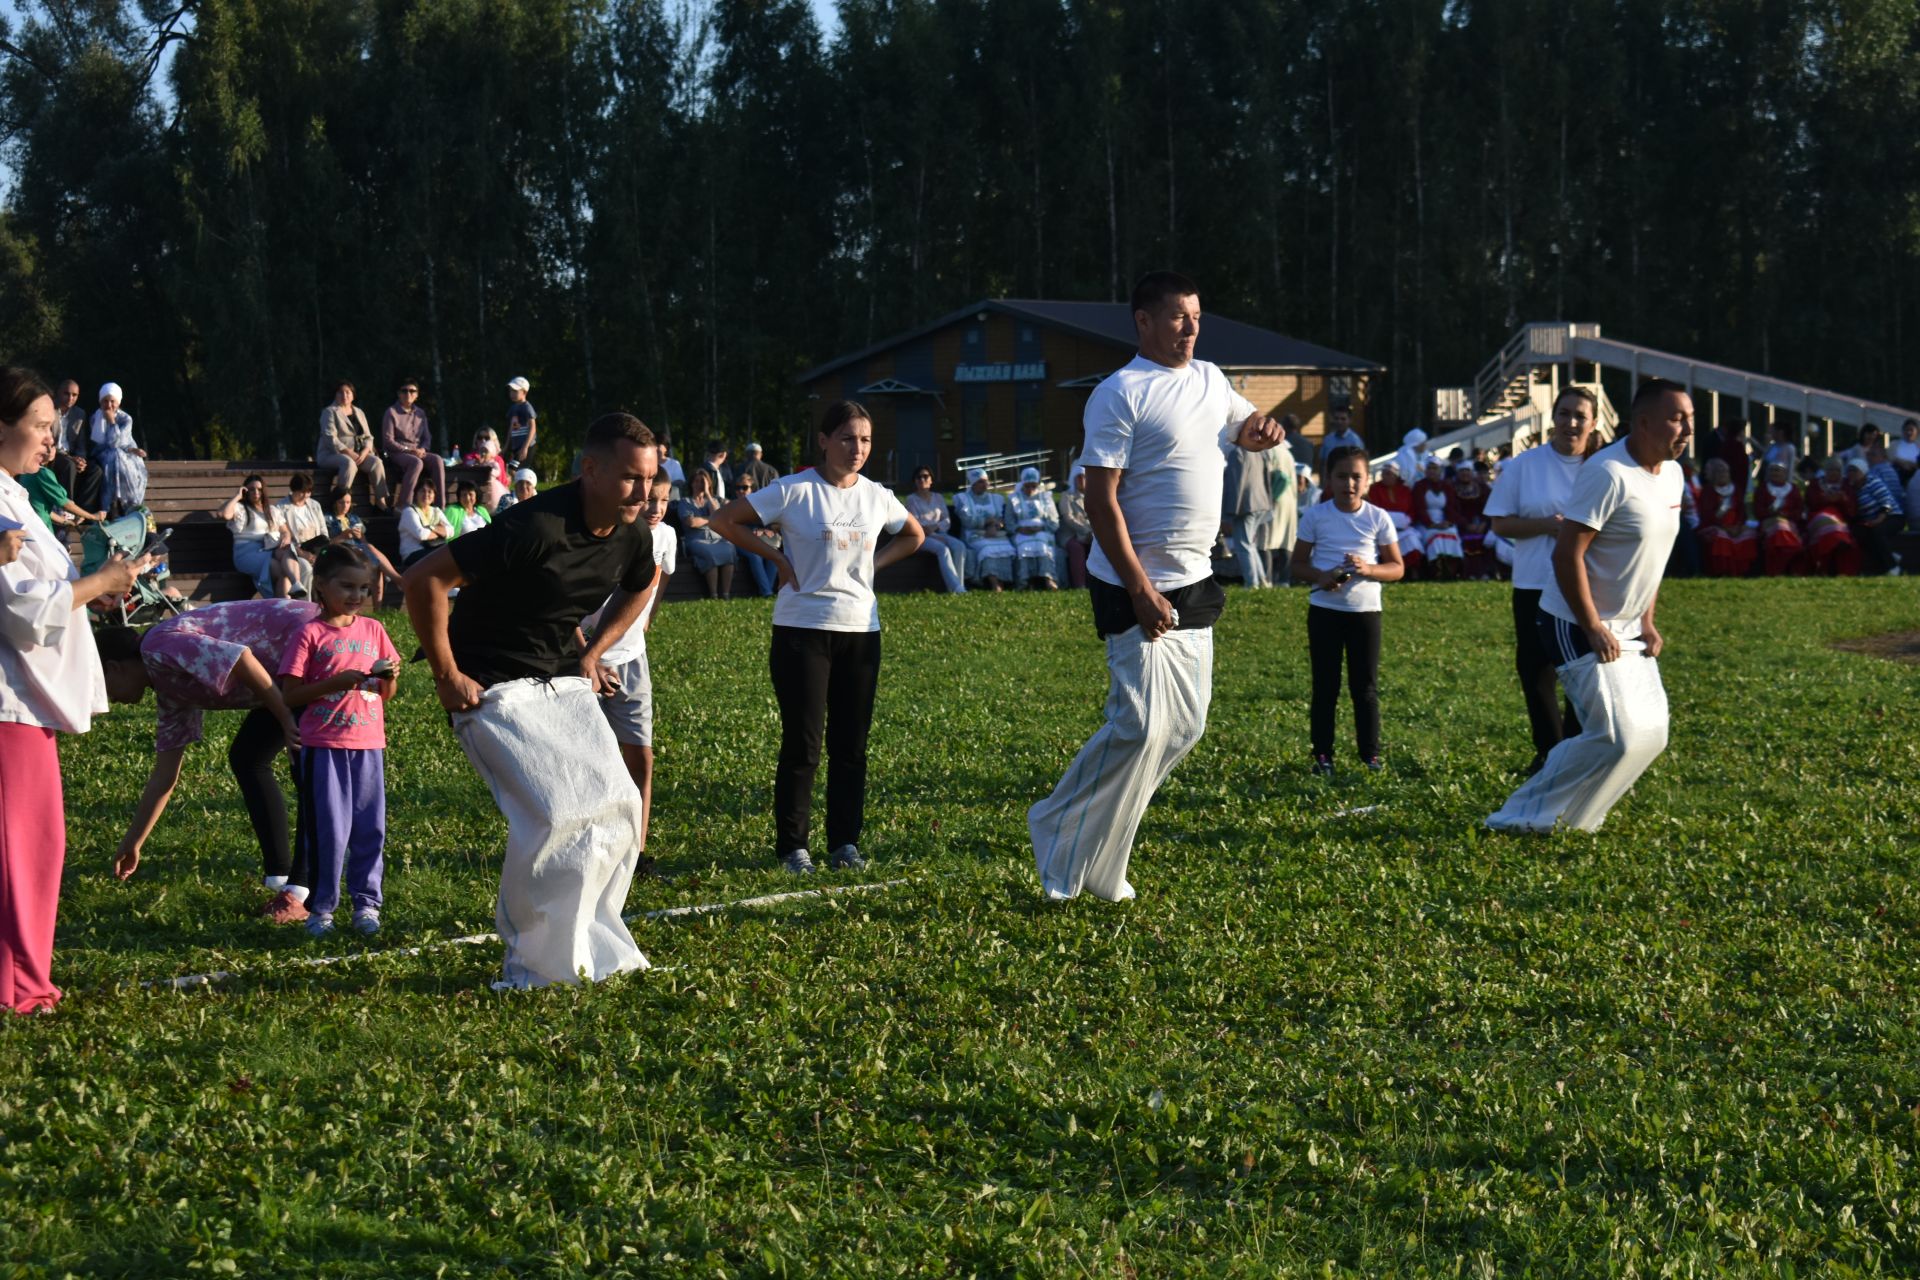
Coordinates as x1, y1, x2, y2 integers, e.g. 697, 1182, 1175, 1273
455, 481, 476, 499
1325, 445, 1368, 471
398, 376, 421, 391
817, 400, 871, 437
332, 380, 356, 399
289, 473, 312, 493
1629, 378, 1689, 419
705, 438, 724, 454
94, 625, 144, 665
1278, 412, 1301, 431
649, 474, 673, 492
0, 366, 54, 430
584, 411, 657, 455
1554, 385, 1599, 415
312, 542, 372, 583
1130, 270, 1201, 316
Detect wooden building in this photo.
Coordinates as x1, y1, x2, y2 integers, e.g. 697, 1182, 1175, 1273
796, 299, 1385, 484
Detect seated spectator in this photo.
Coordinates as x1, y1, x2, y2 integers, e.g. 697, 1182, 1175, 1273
397, 480, 452, 568
1847, 457, 1903, 575
1840, 426, 1880, 468
902, 466, 966, 594
1010, 467, 1060, 590
1892, 419, 1920, 483
696, 439, 730, 501
731, 470, 783, 597
1804, 458, 1861, 576
1366, 461, 1423, 579
445, 480, 493, 537
1703, 416, 1756, 497
316, 382, 388, 510
495, 467, 537, 513
1695, 457, 1759, 577
275, 472, 329, 593
324, 489, 403, 599
19, 434, 104, 531
1056, 465, 1092, 588
1751, 460, 1806, 576
1866, 440, 1908, 531
90, 381, 149, 516
1393, 428, 1430, 486
1413, 458, 1463, 577
677, 467, 736, 599
735, 441, 778, 492
218, 474, 300, 598
380, 377, 444, 512
465, 428, 511, 508
1451, 461, 1495, 579
954, 468, 1015, 591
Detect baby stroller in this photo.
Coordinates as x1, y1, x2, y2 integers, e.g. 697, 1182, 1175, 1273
81, 507, 185, 626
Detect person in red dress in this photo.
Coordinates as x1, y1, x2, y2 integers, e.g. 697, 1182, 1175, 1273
1750, 460, 1806, 576
1366, 462, 1424, 579
1803, 457, 1861, 576
1412, 458, 1463, 579
1452, 461, 1496, 579
1694, 457, 1758, 576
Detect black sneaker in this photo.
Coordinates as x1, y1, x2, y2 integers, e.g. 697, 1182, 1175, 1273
829, 844, 867, 871
1364, 756, 1385, 773
781, 849, 815, 876
1311, 754, 1334, 777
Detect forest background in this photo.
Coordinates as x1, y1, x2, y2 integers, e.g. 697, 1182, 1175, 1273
0, 0, 1916, 467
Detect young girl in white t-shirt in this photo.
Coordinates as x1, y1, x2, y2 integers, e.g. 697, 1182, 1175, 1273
1290, 446, 1404, 776
710, 401, 925, 875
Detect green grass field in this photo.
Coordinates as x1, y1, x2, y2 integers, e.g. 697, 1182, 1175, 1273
5, 579, 1920, 1277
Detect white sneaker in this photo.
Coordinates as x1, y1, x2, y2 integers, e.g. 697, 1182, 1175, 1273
781, 849, 815, 876
305, 912, 335, 938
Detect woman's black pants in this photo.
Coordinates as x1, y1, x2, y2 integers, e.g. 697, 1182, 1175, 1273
229, 707, 294, 880
1307, 605, 1381, 760
769, 626, 881, 856
1512, 588, 1580, 758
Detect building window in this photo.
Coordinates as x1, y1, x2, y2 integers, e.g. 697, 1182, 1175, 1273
1015, 398, 1042, 450
962, 398, 988, 455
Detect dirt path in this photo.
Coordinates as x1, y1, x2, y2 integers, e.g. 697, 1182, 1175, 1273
1832, 630, 1920, 665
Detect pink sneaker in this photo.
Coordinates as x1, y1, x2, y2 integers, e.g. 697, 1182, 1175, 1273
259, 890, 309, 925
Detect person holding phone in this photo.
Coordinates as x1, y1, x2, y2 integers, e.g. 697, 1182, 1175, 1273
1292, 445, 1404, 776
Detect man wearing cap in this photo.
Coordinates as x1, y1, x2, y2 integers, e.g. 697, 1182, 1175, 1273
1486, 378, 1691, 834
1028, 271, 1287, 901
735, 442, 778, 493
506, 377, 537, 464
495, 468, 538, 513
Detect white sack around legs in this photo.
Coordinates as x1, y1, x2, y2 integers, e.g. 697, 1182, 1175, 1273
1485, 645, 1668, 834
452, 676, 650, 988
1029, 625, 1213, 901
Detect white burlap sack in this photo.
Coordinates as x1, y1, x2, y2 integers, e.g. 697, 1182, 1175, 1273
452, 676, 649, 989
1486, 644, 1668, 834
1029, 625, 1213, 901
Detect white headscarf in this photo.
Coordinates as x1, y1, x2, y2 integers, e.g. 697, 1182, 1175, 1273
1395, 428, 1429, 482
966, 467, 987, 486
1019, 466, 1041, 489
98, 382, 124, 406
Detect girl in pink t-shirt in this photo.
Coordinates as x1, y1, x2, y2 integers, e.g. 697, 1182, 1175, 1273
277, 545, 399, 937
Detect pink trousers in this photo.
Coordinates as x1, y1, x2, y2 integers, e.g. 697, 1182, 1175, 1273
0, 722, 65, 1014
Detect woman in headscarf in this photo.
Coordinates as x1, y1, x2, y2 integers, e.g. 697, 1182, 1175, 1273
1056, 464, 1093, 588
953, 468, 1015, 591
1750, 459, 1806, 576
1009, 466, 1060, 589
1695, 457, 1758, 577
1413, 457, 1463, 578
1803, 457, 1861, 576
1451, 460, 1495, 580
1365, 461, 1423, 580
89, 382, 147, 515
1394, 428, 1429, 487
902, 466, 967, 594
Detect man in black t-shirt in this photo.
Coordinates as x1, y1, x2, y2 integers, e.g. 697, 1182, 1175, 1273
403, 411, 663, 990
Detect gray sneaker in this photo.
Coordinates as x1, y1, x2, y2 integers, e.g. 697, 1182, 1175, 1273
305, 912, 335, 939
781, 848, 815, 876
829, 844, 867, 871
351, 908, 381, 936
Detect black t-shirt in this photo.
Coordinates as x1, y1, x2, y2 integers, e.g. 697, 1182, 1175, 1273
447, 483, 654, 688
507, 401, 537, 441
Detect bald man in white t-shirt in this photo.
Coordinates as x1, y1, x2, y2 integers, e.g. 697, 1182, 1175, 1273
1488, 379, 1693, 834
1029, 272, 1288, 901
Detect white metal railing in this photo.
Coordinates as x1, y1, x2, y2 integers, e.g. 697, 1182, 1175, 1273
953, 448, 1053, 490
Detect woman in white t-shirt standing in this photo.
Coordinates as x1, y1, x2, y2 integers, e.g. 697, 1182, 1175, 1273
711, 401, 924, 875
1291, 446, 1403, 777
1486, 386, 1595, 774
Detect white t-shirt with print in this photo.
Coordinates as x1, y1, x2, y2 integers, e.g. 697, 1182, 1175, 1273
1539, 438, 1683, 638
1080, 355, 1258, 591
594, 523, 679, 665
1483, 443, 1586, 590
1296, 499, 1399, 613
747, 471, 909, 632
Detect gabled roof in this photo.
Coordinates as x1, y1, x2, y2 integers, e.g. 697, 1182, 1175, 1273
796, 298, 1384, 385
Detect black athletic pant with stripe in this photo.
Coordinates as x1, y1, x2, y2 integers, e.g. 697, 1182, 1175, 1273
1511, 588, 1580, 758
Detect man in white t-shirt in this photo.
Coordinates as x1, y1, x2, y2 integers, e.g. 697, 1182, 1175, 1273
1488, 378, 1692, 834
1485, 387, 1596, 774
585, 472, 679, 864
1029, 271, 1287, 902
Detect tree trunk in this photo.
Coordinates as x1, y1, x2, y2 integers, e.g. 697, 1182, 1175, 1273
425, 250, 447, 454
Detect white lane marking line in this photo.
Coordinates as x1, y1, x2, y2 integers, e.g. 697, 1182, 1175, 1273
1327, 803, 1384, 819
136, 877, 913, 992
